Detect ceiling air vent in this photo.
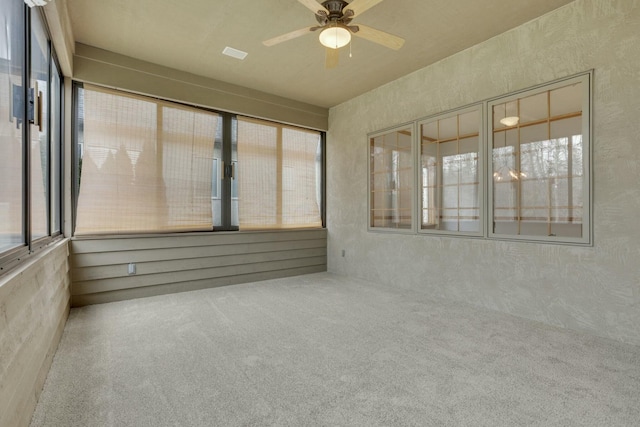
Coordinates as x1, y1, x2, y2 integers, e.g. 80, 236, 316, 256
222, 47, 248, 60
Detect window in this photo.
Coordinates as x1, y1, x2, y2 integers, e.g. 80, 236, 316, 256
419, 106, 482, 235
0, 0, 25, 255
50, 59, 62, 234
73, 86, 324, 235
489, 74, 590, 244
237, 117, 323, 230
0, 1, 63, 273
74, 84, 219, 235
367, 72, 591, 245
30, 10, 50, 241
368, 125, 414, 231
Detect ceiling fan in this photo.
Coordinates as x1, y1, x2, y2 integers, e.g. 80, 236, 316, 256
263, 0, 405, 68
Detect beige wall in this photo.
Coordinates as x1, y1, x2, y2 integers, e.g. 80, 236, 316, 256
0, 241, 71, 427
73, 44, 329, 131
327, 0, 640, 344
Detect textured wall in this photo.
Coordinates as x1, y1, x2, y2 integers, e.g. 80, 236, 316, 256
327, 0, 640, 344
0, 240, 71, 427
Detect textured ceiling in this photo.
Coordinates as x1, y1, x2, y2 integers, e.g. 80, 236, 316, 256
65, 0, 576, 108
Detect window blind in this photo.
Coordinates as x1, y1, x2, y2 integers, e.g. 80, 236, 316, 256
237, 117, 322, 230
75, 85, 217, 235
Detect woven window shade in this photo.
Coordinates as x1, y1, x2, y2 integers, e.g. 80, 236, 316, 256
237, 117, 321, 230
75, 85, 217, 235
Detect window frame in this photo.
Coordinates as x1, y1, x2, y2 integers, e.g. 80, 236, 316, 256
417, 103, 485, 238
236, 115, 324, 230
0, 3, 64, 276
71, 82, 326, 236
487, 72, 592, 246
367, 122, 417, 234
73, 83, 224, 235
49, 51, 63, 238
366, 71, 593, 246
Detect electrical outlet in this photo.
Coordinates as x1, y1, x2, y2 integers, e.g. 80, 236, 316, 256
128, 263, 136, 275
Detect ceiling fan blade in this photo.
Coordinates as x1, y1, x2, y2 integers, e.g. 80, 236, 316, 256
325, 48, 339, 69
298, 0, 330, 15
343, 0, 384, 17
353, 24, 404, 50
263, 26, 315, 47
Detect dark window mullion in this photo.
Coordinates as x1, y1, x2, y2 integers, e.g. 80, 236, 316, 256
46, 39, 52, 237
23, 4, 32, 250
320, 132, 326, 228
220, 112, 237, 230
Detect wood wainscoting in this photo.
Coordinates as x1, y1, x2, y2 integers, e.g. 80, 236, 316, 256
70, 229, 327, 306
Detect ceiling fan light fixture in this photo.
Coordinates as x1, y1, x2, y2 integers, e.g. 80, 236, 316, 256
499, 116, 520, 127
319, 26, 351, 49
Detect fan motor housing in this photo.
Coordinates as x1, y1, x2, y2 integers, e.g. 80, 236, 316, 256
317, 0, 352, 25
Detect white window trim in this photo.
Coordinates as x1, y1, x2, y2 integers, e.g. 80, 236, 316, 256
366, 71, 593, 246
486, 72, 592, 246
417, 104, 485, 238
367, 122, 417, 234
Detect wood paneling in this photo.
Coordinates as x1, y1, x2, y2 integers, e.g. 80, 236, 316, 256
70, 229, 327, 306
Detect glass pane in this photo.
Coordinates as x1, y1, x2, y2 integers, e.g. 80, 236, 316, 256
550, 82, 582, 117
493, 100, 518, 130
237, 118, 321, 230
31, 12, 50, 240
75, 85, 217, 234
420, 108, 480, 233
163, 106, 217, 231
370, 127, 413, 230
282, 128, 322, 227
491, 78, 586, 239
438, 116, 457, 141
493, 103, 507, 130
212, 116, 222, 227
231, 116, 239, 227
519, 92, 547, 124
493, 143, 517, 234
50, 60, 62, 234
458, 109, 479, 136
0, 0, 25, 252
421, 121, 437, 141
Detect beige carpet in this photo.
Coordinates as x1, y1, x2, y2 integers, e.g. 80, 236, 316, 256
30, 273, 640, 426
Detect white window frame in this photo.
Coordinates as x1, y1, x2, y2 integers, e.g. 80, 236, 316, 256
367, 123, 417, 233
487, 72, 592, 245
366, 71, 592, 246
417, 104, 485, 238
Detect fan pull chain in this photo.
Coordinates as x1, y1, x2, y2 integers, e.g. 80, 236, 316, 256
349, 41, 352, 58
